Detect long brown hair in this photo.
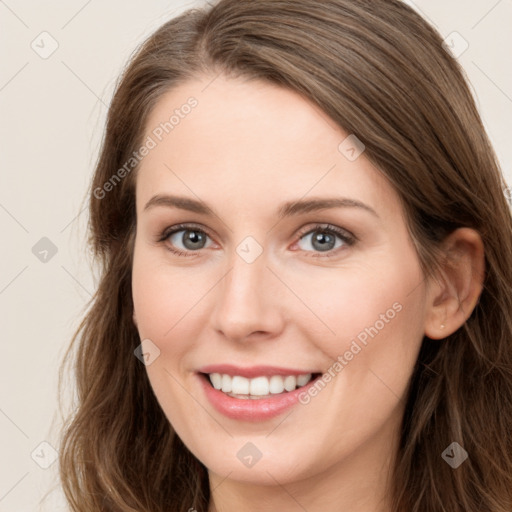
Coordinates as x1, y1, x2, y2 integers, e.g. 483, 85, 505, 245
58, 1, 512, 510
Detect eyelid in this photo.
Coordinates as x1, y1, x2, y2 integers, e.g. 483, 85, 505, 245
159, 222, 213, 241
295, 222, 356, 243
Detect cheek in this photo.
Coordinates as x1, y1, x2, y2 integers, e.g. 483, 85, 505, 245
324, 258, 427, 426
283, 255, 426, 448
131, 243, 211, 343
286, 253, 426, 364
131, 244, 207, 425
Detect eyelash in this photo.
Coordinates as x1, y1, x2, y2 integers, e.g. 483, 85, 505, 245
158, 222, 356, 258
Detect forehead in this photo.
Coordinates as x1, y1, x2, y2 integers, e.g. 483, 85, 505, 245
135, 74, 401, 222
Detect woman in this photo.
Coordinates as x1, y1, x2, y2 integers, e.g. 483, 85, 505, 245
58, 0, 512, 510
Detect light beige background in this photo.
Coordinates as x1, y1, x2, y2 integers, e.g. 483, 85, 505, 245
1, 0, 511, 510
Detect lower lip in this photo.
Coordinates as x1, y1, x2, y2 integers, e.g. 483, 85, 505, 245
198, 373, 320, 421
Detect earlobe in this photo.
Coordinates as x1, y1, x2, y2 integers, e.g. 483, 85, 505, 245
424, 228, 485, 340
133, 309, 138, 327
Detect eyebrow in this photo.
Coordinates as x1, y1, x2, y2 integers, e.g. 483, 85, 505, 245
143, 194, 379, 219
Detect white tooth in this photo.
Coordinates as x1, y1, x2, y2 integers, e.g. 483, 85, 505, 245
216, 374, 309, 397
210, 373, 222, 390
249, 376, 270, 396
269, 375, 285, 394
221, 374, 232, 393
231, 376, 250, 395
297, 373, 312, 387
283, 375, 297, 392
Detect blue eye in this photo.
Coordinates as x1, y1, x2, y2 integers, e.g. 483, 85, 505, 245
295, 224, 355, 257
160, 224, 212, 257
159, 222, 355, 258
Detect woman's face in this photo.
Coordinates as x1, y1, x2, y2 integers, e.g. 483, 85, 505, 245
132, 75, 430, 487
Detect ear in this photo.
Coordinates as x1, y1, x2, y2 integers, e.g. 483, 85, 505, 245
133, 309, 138, 327
424, 227, 485, 339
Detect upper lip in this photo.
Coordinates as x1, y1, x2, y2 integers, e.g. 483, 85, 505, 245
197, 364, 320, 379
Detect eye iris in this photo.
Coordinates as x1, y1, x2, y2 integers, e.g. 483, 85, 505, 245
312, 231, 335, 251
183, 230, 206, 250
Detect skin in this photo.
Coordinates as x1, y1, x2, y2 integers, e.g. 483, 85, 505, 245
131, 74, 485, 512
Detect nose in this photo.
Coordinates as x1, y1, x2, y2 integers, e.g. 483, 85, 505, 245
210, 246, 285, 343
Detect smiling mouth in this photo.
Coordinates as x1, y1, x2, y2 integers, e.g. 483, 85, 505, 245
200, 372, 322, 399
